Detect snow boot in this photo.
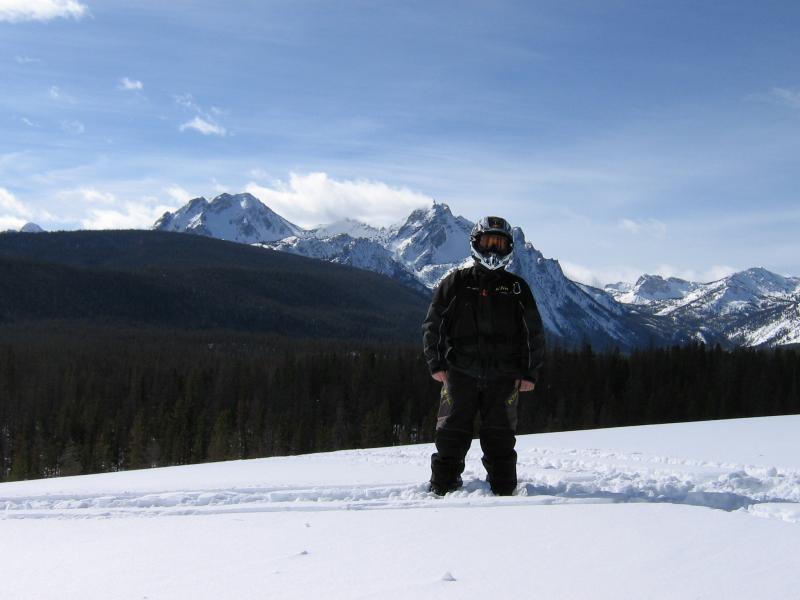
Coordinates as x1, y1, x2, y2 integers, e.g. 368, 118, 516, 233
428, 476, 463, 496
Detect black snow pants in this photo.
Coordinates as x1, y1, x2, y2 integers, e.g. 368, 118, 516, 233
430, 368, 520, 495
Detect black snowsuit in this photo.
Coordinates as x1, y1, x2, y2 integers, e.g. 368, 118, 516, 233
421, 262, 545, 494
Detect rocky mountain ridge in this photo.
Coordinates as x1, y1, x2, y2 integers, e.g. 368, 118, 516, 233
153, 193, 799, 349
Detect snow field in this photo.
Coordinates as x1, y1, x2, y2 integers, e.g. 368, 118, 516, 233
2, 415, 800, 598
2, 502, 799, 599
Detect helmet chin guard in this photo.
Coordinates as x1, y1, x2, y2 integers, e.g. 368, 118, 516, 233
471, 245, 512, 270
470, 216, 514, 270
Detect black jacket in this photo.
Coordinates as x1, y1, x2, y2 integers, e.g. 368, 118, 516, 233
422, 263, 546, 383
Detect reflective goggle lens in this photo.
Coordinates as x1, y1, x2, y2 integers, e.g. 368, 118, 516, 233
478, 233, 510, 253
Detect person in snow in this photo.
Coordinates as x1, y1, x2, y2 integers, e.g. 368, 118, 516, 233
422, 216, 546, 496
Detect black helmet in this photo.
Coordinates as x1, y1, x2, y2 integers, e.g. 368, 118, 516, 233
470, 216, 514, 270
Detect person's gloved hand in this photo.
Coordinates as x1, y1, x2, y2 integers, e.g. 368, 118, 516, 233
516, 379, 535, 392
432, 371, 449, 385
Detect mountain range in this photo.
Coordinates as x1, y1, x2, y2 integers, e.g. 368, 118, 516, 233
153, 193, 800, 349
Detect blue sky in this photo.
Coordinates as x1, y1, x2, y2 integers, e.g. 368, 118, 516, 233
2, 0, 799, 286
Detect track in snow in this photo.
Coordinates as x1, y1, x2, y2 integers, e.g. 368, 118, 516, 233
3, 445, 799, 522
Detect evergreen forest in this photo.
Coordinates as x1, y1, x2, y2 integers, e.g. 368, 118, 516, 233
1, 324, 798, 482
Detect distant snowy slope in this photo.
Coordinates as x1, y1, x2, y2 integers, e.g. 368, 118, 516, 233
605, 274, 700, 305
308, 218, 384, 240
262, 234, 427, 293
2, 416, 800, 599
609, 268, 800, 347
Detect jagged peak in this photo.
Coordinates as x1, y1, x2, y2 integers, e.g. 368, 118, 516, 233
185, 196, 209, 207
210, 192, 259, 207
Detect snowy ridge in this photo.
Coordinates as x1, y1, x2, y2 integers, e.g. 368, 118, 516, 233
609, 267, 800, 347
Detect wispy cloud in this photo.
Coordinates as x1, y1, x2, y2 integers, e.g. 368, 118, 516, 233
48, 85, 76, 103
14, 55, 43, 64
60, 120, 85, 135
175, 93, 227, 136
652, 264, 738, 284
55, 187, 117, 205
560, 261, 645, 288
618, 218, 667, 239
0, 187, 33, 218
180, 117, 226, 136
118, 77, 143, 91
16, 116, 41, 128
766, 87, 800, 110
0, 0, 88, 23
746, 87, 800, 111
245, 171, 431, 228
560, 260, 739, 287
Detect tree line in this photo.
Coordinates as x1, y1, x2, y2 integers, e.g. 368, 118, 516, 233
1, 325, 798, 482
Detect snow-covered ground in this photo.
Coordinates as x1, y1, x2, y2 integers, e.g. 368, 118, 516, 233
3, 415, 800, 599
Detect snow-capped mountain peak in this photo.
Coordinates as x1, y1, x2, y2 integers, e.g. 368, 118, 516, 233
387, 201, 474, 278
726, 267, 800, 298
606, 274, 699, 305
154, 192, 304, 244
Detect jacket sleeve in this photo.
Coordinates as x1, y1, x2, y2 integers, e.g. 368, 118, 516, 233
421, 270, 459, 375
518, 279, 546, 383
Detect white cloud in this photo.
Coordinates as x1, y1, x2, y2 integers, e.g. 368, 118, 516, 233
245, 172, 432, 228
560, 261, 644, 288
560, 261, 739, 288
0, 0, 87, 22
60, 119, 85, 134
49, 85, 77, 103
174, 93, 200, 112
0, 216, 27, 230
653, 264, 737, 284
211, 178, 228, 193
118, 77, 143, 91
175, 94, 228, 136
180, 117, 226, 136
249, 168, 270, 179
0, 187, 32, 218
78, 188, 115, 204
166, 186, 193, 204
618, 217, 667, 239
81, 199, 177, 230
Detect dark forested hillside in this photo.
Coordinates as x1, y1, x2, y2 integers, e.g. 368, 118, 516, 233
0, 230, 429, 341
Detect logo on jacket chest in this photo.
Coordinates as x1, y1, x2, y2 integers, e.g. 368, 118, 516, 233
468, 281, 522, 297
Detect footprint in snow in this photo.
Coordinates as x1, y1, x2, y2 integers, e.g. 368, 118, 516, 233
441, 572, 456, 582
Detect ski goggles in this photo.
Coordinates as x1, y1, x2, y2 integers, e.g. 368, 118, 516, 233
477, 233, 511, 254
